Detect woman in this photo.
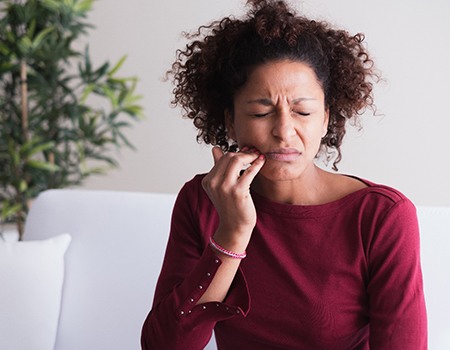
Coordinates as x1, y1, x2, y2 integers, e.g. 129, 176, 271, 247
141, 1, 427, 348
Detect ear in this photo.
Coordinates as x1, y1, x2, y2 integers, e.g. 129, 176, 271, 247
225, 109, 237, 140
322, 108, 330, 138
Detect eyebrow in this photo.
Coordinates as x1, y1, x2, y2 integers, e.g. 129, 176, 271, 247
246, 97, 317, 105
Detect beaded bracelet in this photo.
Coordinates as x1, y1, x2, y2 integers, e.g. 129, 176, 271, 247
209, 237, 247, 259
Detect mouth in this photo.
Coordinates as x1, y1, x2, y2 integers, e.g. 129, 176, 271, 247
264, 148, 301, 162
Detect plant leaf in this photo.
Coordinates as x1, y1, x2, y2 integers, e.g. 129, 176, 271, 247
40, 0, 61, 12
1, 202, 23, 222
31, 27, 54, 51
108, 55, 127, 77
26, 160, 60, 172
19, 179, 28, 193
18, 36, 33, 55
74, 0, 93, 13
21, 141, 55, 157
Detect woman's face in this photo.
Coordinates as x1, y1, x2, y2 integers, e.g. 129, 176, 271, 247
227, 59, 329, 182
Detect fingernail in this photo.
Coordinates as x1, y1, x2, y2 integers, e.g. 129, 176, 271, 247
241, 146, 249, 152
259, 154, 265, 160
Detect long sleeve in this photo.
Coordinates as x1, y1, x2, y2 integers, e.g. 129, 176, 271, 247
142, 175, 428, 349
366, 198, 427, 349
141, 177, 250, 350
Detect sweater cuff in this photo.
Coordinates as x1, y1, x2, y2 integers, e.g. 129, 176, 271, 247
174, 246, 250, 323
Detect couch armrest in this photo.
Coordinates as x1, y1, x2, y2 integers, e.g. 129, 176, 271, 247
417, 206, 450, 348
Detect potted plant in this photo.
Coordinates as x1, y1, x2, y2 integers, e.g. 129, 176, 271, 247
0, 0, 143, 240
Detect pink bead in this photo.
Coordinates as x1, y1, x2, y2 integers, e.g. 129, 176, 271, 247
209, 237, 246, 259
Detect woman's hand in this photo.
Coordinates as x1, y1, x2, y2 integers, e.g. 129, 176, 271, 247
201, 146, 265, 251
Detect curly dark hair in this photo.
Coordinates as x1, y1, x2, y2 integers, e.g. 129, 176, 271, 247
169, 0, 379, 170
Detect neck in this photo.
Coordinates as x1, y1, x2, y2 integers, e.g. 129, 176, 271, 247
252, 165, 329, 205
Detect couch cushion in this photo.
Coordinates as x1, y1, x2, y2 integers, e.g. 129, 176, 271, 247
0, 233, 71, 350
23, 189, 177, 350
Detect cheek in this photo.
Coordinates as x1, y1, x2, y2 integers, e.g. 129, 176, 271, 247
234, 121, 261, 142
235, 134, 259, 149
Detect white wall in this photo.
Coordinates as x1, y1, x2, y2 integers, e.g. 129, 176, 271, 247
81, 0, 450, 207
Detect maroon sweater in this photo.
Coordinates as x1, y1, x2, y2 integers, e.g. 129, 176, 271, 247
141, 174, 427, 349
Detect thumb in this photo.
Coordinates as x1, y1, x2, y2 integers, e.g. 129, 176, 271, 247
211, 146, 224, 165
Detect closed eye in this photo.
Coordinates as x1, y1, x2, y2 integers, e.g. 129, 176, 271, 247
253, 111, 310, 117
294, 111, 311, 116
253, 113, 270, 118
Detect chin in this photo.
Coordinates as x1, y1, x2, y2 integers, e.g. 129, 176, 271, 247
258, 162, 305, 182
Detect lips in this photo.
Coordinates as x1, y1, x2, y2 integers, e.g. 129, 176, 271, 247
264, 148, 301, 162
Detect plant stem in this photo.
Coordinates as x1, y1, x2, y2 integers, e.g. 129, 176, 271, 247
20, 59, 29, 142
16, 216, 24, 241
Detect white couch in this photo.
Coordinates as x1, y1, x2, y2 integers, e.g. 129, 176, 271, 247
23, 189, 450, 349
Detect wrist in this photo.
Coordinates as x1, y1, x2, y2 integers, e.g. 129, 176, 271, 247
212, 228, 250, 257
209, 237, 246, 259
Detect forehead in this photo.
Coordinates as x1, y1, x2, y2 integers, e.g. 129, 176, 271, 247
235, 59, 324, 101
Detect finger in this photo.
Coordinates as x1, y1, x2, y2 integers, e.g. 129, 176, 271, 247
207, 147, 260, 186
206, 147, 231, 183
236, 154, 266, 187
212, 147, 257, 175
223, 151, 260, 176
203, 147, 235, 192
212, 147, 224, 165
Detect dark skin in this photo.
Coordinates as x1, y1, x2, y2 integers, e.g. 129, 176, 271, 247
198, 59, 366, 305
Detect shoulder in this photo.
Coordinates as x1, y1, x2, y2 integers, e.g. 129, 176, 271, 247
329, 173, 415, 215
175, 173, 213, 212
351, 177, 418, 230
321, 172, 408, 207
173, 174, 218, 239
178, 173, 207, 198
358, 178, 409, 204
357, 177, 415, 213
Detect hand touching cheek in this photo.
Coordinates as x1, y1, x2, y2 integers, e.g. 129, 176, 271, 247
201, 147, 265, 247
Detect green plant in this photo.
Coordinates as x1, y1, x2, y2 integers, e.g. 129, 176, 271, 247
0, 0, 143, 240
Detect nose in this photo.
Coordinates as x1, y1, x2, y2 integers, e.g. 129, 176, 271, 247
272, 108, 296, 141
